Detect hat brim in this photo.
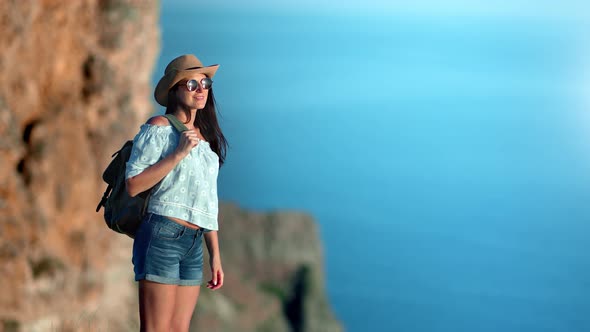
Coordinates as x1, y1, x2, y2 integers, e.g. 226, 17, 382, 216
154, 65, 219, 106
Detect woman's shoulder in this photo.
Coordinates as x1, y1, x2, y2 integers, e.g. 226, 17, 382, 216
134, 116, 174, 138
146, 115, 170, 126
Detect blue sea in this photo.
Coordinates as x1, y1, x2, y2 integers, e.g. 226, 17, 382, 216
158, 6, 590, 332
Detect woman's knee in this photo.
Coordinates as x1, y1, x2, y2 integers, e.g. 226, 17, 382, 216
170, 319, 191, 332
141, 319, 172, 332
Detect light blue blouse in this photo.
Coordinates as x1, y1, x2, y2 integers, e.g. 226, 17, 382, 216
125, 124, 220, 231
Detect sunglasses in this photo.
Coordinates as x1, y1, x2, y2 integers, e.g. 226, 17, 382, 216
179, 78, 213, 91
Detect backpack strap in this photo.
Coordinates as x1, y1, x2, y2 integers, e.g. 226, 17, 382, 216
163, 114, 189, 133
96, 183, 113, 212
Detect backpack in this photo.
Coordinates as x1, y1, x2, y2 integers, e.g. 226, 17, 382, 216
96, 114, 188, 238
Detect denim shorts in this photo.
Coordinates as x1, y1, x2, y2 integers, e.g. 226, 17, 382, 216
132, 213, 204, 286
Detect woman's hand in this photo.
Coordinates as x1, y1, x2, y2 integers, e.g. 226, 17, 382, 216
207, 256, 224, 290
175, 130, 200, 158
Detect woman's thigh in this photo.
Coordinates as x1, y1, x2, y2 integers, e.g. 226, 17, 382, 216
138, 280, 177, 330
171, 285, 201, 331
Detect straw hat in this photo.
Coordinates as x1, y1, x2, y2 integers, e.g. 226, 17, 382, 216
154, 54, 219, 106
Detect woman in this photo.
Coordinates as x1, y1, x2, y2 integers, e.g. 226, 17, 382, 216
125, 54, 227, 331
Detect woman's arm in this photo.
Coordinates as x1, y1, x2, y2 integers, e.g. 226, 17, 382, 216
125, 116, 200, 197
204, 231, 224, 290
126, 151, 183, 197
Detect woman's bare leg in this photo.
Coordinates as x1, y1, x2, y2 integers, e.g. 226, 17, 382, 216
138, 280, 177, 332
170, 285, 201, 332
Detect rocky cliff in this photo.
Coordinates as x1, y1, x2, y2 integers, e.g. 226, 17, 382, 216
0, 1, 341, 331
193, 203, 342, 332
0, 0, 160, 330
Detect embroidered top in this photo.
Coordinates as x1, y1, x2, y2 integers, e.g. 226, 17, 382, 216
125, 124, 220, 231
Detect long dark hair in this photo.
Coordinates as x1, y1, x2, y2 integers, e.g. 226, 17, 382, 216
166, 87, 228, 166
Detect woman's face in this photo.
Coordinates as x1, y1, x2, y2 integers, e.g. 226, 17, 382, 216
174, 73, 210, 110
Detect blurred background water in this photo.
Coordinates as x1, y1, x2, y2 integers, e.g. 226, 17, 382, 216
156, 2, 590, 331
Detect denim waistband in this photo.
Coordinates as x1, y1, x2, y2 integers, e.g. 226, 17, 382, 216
147, 213, 203, 236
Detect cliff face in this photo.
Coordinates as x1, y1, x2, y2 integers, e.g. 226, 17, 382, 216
0, 1, 159, 330
0, 1, 341, 331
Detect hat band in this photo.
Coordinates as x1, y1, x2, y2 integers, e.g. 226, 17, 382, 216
165, 66, 203, 75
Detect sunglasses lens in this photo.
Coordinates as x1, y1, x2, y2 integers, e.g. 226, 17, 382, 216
185, 78, 213, 91
186, 79, 198, 91
201, 78, 213, 89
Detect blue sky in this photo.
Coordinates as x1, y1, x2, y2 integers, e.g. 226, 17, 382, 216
162, 0, 590, 142
158, 4, 590, 331
169, 0, 590, 19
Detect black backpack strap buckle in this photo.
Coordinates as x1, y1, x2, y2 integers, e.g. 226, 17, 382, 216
96, 184, 113, 212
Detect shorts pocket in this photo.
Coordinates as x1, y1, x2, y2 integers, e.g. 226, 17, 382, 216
156, 224, 183, 240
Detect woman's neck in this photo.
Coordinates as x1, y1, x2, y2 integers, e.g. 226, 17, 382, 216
171, 108, 197, 129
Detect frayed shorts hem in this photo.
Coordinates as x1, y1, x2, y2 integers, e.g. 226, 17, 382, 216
136, 273, 202, 286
